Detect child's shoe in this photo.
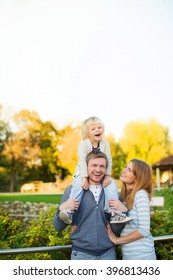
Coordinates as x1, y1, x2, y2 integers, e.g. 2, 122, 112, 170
110, 211, 132, 224
59, 210, 72, 224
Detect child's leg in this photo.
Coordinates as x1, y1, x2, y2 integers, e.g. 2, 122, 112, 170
59, 175, 84, 224
104, 181, 132, 224
104, 178, 119, 213
69, 175, 84, 207
60, 175, 83, 213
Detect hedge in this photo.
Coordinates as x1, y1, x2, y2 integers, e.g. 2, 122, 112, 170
0, 188, 173, 260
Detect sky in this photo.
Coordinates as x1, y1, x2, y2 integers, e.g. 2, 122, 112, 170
0, 0, 173, 140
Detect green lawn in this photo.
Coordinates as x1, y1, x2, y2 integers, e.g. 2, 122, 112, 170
0, 193, 62, 204
153, 188, 172, 210
0, 188, 171, 211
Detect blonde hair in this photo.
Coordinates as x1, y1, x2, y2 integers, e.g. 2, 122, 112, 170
82, 116, 105, 140
119, 159, 153, 209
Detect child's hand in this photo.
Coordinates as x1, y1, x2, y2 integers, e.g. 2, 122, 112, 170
102, 175, 111, 187
82, 177, 89, 190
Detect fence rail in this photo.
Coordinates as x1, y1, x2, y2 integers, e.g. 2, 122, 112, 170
0, 235, 173, 256
0, 245, 72, 256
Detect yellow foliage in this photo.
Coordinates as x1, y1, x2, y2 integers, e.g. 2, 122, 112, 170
119, 119, 170, 165
58, 124, 82, 175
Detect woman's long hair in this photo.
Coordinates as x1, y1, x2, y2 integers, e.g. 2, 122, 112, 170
119, 159, 153, 209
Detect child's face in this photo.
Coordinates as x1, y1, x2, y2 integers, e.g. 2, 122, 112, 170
88, 123, 104, 142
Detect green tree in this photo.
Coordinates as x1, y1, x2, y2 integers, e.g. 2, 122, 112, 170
105, 134, 126, 179
32, 119, 68, 182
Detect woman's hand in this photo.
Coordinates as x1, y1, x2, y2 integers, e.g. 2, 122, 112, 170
109, 199, 127, 212
70, 225, 77, 233
106, 223, 119, 245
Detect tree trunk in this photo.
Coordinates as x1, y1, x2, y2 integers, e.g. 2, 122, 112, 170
9, 160, 15, 192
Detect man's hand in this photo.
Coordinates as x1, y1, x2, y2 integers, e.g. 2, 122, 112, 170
59, 199, 80, 212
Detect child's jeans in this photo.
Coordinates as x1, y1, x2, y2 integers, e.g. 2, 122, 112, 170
69, 175, 119, 213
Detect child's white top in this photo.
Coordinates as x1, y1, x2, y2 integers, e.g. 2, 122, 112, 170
74, 138, 112, 177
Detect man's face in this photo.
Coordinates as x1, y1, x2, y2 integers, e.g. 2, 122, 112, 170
87, 157, 106, 185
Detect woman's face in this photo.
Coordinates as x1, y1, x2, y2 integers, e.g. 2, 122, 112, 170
120, 161, 136, 188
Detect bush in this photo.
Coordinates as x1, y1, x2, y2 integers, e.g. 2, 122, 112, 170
0, 194, 173, 260
0, 206, 71, 260
151, 207, 173, 260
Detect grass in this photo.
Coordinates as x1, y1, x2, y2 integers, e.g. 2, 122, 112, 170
153, 187, 173, 210
0, 187, 172, 210
0, 193, 62, 204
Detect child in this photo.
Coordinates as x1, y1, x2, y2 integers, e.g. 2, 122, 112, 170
59, 116, 132, 225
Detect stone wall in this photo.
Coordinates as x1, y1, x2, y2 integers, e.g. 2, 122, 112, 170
0, 201, 56, 218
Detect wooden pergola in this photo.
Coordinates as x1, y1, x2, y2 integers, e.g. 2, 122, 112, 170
152, 155, 173, 190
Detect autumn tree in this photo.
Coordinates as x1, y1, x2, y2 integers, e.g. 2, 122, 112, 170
0, 110, 13, 191
119, 119, 171, 165
57, 123, 82, 177
2, 110, 68, 191
2, 110, 42, 191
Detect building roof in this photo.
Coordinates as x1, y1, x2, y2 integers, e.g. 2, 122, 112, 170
152, 155, 173, 170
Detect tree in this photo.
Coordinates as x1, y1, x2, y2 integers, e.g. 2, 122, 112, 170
57, 124, 82, 177
119, 119, 171, 165
105, 134, 126, 179
2, 110, 42, 191
2, 109, 68, 191
0, 110, 13, 191
33, 119, 68, 182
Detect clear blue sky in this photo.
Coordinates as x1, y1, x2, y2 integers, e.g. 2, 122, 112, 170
0, 0, 173, 139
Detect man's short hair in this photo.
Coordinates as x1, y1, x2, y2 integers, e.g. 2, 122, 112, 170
86, 151, 108, 168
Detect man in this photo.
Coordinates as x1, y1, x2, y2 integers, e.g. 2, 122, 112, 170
53, 151, 118, 260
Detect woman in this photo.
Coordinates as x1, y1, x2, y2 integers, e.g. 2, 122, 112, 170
107, 159, 157, 260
